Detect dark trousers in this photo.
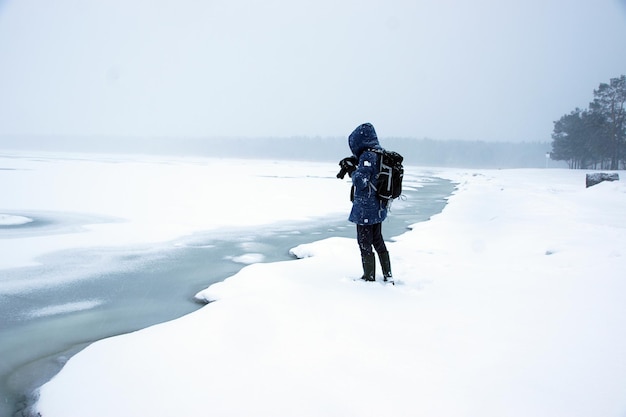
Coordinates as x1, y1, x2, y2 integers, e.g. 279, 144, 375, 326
356, 223, 388, 257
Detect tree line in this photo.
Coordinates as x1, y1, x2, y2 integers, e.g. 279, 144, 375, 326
551, 75, 626, 169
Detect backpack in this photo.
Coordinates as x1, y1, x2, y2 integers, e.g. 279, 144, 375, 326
370, 148, 404, 202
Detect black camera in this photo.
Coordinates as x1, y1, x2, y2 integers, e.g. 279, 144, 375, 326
336, 156, 358, 179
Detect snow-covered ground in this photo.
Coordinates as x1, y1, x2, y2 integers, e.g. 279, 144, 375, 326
2, 152, 625, 416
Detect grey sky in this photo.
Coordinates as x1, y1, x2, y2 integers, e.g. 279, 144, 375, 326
1, 0, 625, 142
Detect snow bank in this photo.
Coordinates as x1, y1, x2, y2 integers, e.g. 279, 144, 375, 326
35, 168, 626, 417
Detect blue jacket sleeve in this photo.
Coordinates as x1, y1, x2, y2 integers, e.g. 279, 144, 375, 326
351, 151, 377, 192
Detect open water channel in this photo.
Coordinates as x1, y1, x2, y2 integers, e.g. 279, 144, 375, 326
0, 175, 455, 417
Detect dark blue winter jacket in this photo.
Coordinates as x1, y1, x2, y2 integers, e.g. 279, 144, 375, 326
348, 123, 388, 225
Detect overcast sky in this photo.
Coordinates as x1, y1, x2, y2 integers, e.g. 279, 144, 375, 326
1, 0, 625, 142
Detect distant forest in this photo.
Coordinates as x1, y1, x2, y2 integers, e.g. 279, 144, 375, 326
551, 75, 625, 170
0, 135, 559, 169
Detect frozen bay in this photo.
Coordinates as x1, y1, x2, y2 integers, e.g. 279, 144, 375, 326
2, 152, 625, 417
0, 152, 453, 416
33, 165, 626, 417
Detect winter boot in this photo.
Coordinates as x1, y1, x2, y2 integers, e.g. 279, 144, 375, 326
379, 251, 394, 285
360, 254, 376, 282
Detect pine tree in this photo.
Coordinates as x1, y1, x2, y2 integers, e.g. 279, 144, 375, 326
551, 75, 625, 169
589, 75, 626, 170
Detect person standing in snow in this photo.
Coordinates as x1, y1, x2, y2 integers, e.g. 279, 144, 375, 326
338, 123, 393, 283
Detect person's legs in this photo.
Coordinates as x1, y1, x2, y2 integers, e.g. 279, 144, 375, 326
357, 224, 374, 257
372, 223, 393, 283
372, 222, 388, 254
356, 224, 376, 281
